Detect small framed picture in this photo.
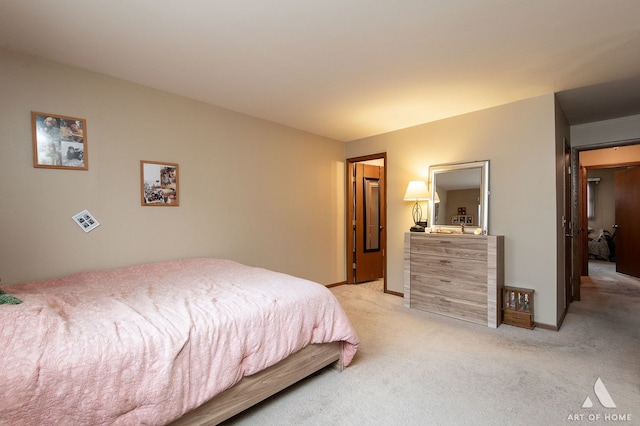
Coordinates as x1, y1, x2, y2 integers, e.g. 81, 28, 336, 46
141, 160, 179, 206
32, 112, 88, 170
452, 215, 473, 225
72, 210, 100, 233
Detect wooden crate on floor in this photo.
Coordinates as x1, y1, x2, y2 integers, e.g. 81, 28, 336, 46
502, 286, 534, 329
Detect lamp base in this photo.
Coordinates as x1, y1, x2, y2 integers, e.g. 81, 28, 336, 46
410, 225, 425, 232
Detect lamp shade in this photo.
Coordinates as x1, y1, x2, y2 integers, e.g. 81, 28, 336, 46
403, 181, 430, 201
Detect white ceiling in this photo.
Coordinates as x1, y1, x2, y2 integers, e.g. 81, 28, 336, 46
2, 1, 640, 141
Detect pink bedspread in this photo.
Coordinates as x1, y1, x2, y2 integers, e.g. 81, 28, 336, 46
0, 258, 359, 425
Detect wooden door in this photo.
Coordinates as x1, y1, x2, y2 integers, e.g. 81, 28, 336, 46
615, 166, 640, 278
580, 166, 589, 279
563, 140, 573, 306
354, 163, 384, 283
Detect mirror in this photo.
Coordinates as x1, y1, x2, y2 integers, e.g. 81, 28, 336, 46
364, 177, 380, 251
428, 160, 489, 233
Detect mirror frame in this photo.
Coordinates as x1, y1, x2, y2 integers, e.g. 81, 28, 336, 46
428, 160, 490, 233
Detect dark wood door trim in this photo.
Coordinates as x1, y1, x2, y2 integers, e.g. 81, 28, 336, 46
570, 146, 581, 301
563, 139, 572, 310
571, 138, 640, 302
346, 153, 387, 289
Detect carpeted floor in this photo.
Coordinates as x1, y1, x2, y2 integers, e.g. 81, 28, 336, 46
354, 278, 384, 292
223, 261, 639, 425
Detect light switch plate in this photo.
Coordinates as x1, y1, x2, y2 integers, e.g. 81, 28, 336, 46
72, 209, 100, 233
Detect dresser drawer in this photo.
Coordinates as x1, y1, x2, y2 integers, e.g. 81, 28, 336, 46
410, 254, 487, 284
410, 236, 488, 261
411, 273, 487, 304
410, 291, 487, 325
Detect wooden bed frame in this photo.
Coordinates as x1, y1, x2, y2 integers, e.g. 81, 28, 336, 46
169, 341, 344, 425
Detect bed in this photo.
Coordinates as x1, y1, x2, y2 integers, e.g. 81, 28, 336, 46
0, 258, 359, 425
588, 228, 612, 261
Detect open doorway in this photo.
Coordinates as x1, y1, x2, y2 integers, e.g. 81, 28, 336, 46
346, 153, 387, 292
572, 141, 640, 300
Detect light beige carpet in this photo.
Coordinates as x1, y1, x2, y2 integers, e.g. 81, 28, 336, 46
223, 261, 639, 425
354, 279, 384, 292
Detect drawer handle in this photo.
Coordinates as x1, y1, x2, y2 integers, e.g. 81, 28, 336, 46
440, 279, 451, 283
439, 260, 451, 264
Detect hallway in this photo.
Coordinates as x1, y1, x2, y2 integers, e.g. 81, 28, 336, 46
583, 260, 640, 300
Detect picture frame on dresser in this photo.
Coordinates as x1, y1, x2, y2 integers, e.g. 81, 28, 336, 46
31, 112, 87, 170
452, 215, 474, 225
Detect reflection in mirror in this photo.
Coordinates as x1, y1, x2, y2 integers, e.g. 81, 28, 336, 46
364, 177, 380, 250
429, 160, 489, 233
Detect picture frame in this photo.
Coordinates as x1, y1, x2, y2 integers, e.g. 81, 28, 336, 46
452, 215, 474, 225
72, 209, 100, 233
141, 160, 179, 206
32, 112, 87, 170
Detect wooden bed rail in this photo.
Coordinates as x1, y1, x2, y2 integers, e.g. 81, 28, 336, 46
170, 341, 344, 425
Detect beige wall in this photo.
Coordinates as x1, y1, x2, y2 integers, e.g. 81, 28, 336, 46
0, 49, 346, 285
572, 114, 640, 147
346, 94, 561, 326
440, 189, 480, 226
3, 47, 597, 328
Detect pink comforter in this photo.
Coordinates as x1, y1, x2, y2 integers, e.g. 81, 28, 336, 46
0, 258, 359, 425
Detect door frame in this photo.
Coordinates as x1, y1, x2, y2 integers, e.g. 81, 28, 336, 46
563, 138, 572, 313
346, 153, 387, 290
570, 138, 640, 301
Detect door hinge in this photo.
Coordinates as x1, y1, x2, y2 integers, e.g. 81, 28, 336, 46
352, 263, 356, 269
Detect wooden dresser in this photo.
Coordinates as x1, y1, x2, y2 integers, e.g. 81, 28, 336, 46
404, 232, 504, 328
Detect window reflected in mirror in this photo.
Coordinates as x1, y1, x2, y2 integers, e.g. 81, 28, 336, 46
587, 178, 599, 220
